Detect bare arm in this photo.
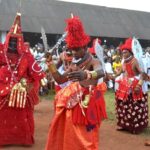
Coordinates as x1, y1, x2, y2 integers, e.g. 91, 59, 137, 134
132, 58, 142, 75
80, 58, 105, 85
67, 58, 105, 87
46, 53, 68, 84
93, 58, 105, 78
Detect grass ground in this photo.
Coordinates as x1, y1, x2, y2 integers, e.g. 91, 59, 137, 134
104, 89, 116, 121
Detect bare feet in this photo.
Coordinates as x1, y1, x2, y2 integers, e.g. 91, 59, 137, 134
145, 139, 150, 146
116, 126, 125, 131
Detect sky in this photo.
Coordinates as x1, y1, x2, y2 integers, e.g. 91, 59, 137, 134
58, 0, 150, 12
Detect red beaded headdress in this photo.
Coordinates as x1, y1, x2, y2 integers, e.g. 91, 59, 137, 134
4, 12, 25, 54
120, 38, 133, 52
65, 15, 90, 49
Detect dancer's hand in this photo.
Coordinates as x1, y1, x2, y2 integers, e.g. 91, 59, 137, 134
134, 85, 141, 94
45, 52, 52, 63
67, 70, 87, 82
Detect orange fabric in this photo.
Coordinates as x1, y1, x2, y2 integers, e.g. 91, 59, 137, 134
45, 109, 99, 150
45, 82, 107, 150
96, 82, 107, 94
54, 82, 107, 125
55, 82, 83, 108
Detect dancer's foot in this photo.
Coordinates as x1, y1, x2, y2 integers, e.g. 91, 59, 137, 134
145, 139, 150, 146
116, 126, 125, 131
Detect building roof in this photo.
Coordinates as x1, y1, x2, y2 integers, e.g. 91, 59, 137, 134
0, 0, 150, 39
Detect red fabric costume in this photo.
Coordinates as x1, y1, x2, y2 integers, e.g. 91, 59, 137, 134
115, 38, 148, 134
45, 15, 107, 150
0, 13, 44, 145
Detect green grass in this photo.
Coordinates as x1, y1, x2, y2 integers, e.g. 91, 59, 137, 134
39, 90, 55, 100
104, 89, 116, 122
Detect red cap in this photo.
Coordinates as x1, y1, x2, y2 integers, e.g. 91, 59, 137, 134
121, 38, 133, 52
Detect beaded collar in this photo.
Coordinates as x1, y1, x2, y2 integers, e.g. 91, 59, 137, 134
4, 48, 24, 87
123, 55, 133, 63
72, 52, 92, 69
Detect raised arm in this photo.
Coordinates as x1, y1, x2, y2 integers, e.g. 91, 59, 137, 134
46, 53, 68, 84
